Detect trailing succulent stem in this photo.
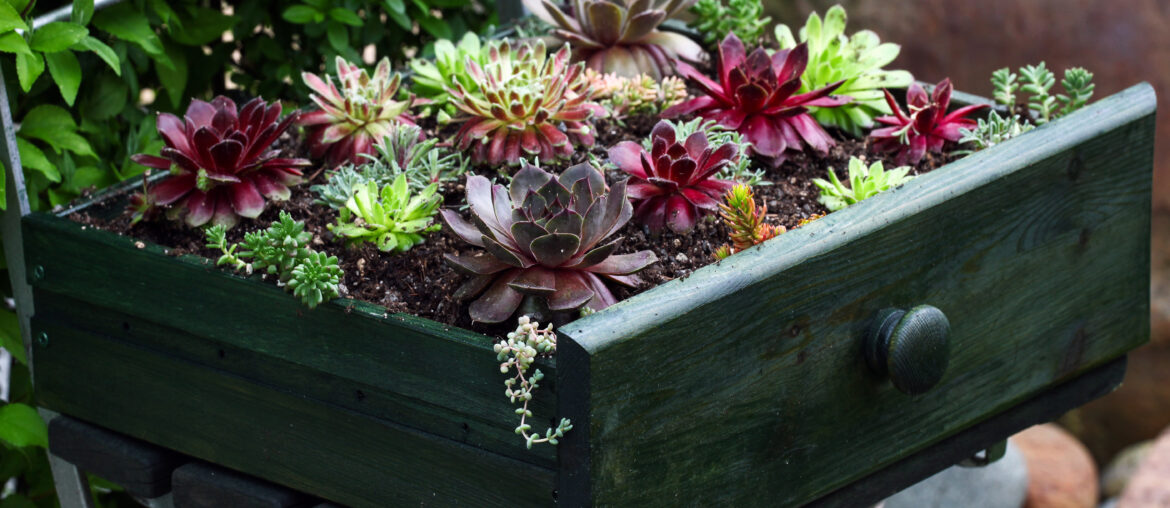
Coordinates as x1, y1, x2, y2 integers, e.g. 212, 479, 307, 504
496, 316, 572, 449
813, 157, 912, 212
714, 184, 783, 260
205, 212, 342, 309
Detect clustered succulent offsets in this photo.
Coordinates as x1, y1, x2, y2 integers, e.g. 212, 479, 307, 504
132, 96, 310, 229
299, 56, 423, 168
523, 0, 705, 80
441, 163, 657, 323
447, 40, 605, 166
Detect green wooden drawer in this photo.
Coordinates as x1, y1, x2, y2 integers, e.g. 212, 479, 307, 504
23, 83, 1156, 506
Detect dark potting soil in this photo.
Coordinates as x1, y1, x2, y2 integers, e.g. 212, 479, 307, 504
68, 112, 960, 335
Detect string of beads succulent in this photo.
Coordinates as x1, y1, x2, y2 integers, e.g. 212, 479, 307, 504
205, 211, 342, 308
496, 316, 572, 449
713, 184, 783, 260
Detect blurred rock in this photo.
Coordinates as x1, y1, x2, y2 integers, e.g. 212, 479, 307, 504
1013, 424, 1097, 508
1117, 427, 1170, 507
768, 0, 1170, 211
882, 441, 1027, 508
1100, 441, 1154, 499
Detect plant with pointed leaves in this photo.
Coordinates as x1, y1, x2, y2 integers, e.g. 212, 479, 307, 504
609, 120, 737, 232
647, 117, 765, 186
441, 163, 657, 323
496, 316, 573, 449
410, 32, 489, 123
994, 63, 1095, 124
992, 67, 1018, 109
813, 157, 912, 211
774, 5, 912, 136
205, 212, 342, 308
522, 0, 705, 80
371, 124, 468, 190
1019, 63, 1057, 123
954, 110, 1034, 156
299, 56, 424, 168
869, 79, 988, 165
329, 175, 443, 253
131, 96, 309, 229
447, 40, 604, 166
713, 184, 783, 260
663, 34, 850, 164
690, 0, 771, 46
585, 69, 689, 120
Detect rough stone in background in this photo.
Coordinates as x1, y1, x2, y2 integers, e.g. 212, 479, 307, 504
1117, 427, 1170, 508
1101, 441, 1154, 499
767, 0, 1170, 210
1013, 424, 1098, 508
882, 441, 1028, 508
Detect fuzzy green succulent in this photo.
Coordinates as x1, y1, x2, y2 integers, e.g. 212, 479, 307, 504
689, 0, 771, 46
329, 174, 442, 253
813, 157, 912, 211
775, 5, 913, 136
954, 110, 1034, 156
409, 32, 489, 122
205, 211, 342, 309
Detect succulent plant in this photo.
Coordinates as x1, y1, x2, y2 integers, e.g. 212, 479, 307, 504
813, 157, 912, 211
371, 123, 468, 189
714, 183, 783, 260
585, 69, 688, 119
131, 96, 309, 229
1003, 63, 1095, 124
869, 79, 988, 165
662, 34, 851, 164
329, 175, 443, 253
441, 162, 657, 323
522, 0, 705, 80
410, 32, 488, 122
447, 40, 604, 166
648, 117, 765, 186
609, 120, 737, 233
288, 252, 344, 309
954, 110, 1034, 156
774, 5, 913, 136
299, 56, 423, 168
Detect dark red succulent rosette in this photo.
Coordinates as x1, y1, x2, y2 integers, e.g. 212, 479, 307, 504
608, 120, 737, 233
662, 33, 851, 165
131, 96, 311, 228
870, 78, 989, 165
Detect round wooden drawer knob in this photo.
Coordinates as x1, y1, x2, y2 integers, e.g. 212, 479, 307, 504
865, 305, 951, 395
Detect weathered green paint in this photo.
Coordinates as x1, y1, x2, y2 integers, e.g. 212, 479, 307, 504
22, 217, 556, 468
556, 83, 1156, 506
30, 315, 555, 506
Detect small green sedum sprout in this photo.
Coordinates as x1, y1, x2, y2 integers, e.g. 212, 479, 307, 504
496, 316, 572, 449
204, 211, 342, 309
813, 157, 913, 212
955, 110, 1035, 156
329, 174, 442, 253
998, 63, 1095, 124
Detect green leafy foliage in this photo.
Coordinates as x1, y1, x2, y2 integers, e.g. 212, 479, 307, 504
955, 110, 1035, 156
495, 316, 572, 449
409, 32, 487, 122
994, 63, 1095, 124
689, 0, 770, 46
329, 175, 442, 253
774, 5, 913, 136
813, 157, 912, 211
205, 212, 342, 309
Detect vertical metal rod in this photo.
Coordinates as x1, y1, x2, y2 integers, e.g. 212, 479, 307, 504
0, 57, 34, 380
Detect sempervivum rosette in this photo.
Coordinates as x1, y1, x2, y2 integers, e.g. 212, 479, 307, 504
523, 0, 705, 80
131, 96, 309, 228
299, 56, 423, 168
447, 40, 604, 166
608, 120, 737, 233
441, 162, 657, 323
869, 78, 988, 164
663, 33, 852, 164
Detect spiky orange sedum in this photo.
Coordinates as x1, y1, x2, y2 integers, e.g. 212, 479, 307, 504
447, 40, 604, 166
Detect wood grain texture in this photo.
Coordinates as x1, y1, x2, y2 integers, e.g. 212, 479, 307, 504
48, 415, 185, 498
31, 316, 556, 507
557, 83, 1156, 506
172, 462, 316, 508
21, 218, 555, 467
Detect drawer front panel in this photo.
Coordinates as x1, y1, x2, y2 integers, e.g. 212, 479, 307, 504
559, 83, 1156, 505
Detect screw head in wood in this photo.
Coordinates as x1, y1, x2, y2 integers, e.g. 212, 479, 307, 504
35, 332, 48, 347
32, 265, 44, 282
865, 305, 951, 395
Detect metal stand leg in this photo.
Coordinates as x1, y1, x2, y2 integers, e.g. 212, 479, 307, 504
38, 409, 95, 508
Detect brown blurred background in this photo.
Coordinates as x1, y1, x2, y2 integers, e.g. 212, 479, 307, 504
767, 0, 1170, 468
